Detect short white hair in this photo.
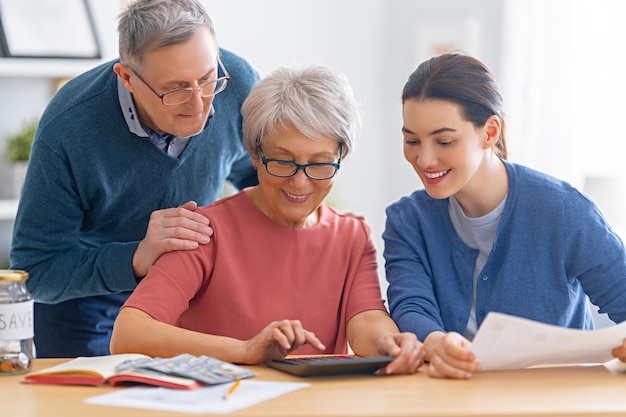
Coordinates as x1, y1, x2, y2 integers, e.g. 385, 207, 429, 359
241, 65, 360, 160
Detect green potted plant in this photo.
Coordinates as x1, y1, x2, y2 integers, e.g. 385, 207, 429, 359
1, 118, 38, 199
5, 119, 37, 163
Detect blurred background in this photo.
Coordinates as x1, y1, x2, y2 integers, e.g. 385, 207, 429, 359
0, 0, 624, 325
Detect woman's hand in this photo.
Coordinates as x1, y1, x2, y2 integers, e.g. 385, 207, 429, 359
611, 338, 626, 362
424, 331, 480, 379
375, 332, 425, 375
242, 320, 326, 364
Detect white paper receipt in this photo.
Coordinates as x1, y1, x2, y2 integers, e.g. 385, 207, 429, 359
470, 312, 626, 371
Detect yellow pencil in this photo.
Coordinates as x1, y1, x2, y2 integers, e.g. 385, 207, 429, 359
222, 379, 241, 400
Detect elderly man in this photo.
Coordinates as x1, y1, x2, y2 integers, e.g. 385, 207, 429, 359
10, 0, 259, 357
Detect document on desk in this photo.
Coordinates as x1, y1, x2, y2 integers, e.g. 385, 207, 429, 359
470, 312, 626, 371
85, 380, 310, 414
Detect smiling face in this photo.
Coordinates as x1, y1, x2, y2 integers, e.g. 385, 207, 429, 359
402, 99, 495, 201
114, 28, 219, 138
250, 123, 340, 228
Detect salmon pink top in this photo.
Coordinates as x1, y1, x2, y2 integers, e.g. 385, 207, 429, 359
122, 190, 386, 354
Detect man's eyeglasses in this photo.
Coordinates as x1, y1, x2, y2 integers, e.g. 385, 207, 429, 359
257, 144, 342, 180
125, 57, 230, 106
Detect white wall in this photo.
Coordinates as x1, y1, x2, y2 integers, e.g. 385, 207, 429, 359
500, 0, 626, 241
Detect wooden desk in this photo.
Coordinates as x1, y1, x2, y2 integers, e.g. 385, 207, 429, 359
2, 359, 626, 417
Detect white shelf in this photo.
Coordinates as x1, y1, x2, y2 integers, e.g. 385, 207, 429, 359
0, 58, 105, 78
0, 199, 18, 221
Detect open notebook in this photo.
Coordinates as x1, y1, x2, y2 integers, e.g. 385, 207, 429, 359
24, 353, 256, 389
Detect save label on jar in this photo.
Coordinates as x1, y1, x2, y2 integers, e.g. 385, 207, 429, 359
0, 300, 34, 340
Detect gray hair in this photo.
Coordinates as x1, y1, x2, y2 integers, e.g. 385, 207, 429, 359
118, 0, 216, 68
242, 65, 360, 160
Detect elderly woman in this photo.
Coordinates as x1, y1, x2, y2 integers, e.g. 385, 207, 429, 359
111, 65, 424, 375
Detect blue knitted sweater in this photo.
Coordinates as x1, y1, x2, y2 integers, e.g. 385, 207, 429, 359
11, 49, 260, 303
384, 161, 626, 342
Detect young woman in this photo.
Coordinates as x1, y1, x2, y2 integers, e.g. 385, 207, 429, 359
383, 52, 626, 379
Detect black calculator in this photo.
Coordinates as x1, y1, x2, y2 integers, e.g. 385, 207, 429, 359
265, 355, 395, 377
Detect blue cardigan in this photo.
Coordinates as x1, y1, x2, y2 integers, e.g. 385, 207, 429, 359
383, 161, 626, 342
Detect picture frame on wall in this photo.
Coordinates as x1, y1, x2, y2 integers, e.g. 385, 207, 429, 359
0, 0, 100, 59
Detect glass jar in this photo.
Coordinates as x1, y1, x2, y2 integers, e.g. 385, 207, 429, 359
0, 270, 34, 375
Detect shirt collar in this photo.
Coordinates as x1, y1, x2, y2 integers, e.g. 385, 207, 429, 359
117, 76, 147, 138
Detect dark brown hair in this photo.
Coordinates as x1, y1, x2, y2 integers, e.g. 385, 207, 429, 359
402, 53, 508, 159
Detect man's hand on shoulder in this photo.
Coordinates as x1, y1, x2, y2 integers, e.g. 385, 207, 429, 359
132, 201, 213, 278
